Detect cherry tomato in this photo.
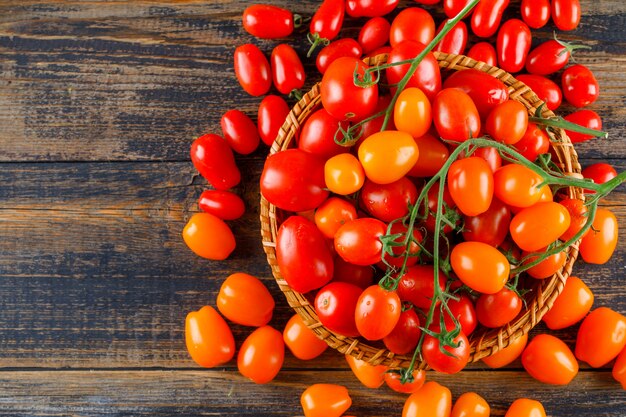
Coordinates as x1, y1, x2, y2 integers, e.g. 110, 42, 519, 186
258, 95, 290, 146
261, 149, 328, 212
190, 134, 240, 190
402, 381, 452, 417
463, 197, 511, 247
510, 202, 571, 252
380, 222, 423, 269
315, 282, 362, 337
277, 216, 333, 293
283, 314, 328, 360
238, 325, 284, 384
358, 131, 419, 184
423, 332, 470, 374
301, 384, 351, 417
182, 213, 235, 260
383, 308, 421, 355
271, 44, 305, 95
542, 276, 593, 330
514, 123, 550, 162
497, 19, 531, 74
443, 69, 509, 120
467, 42, 497, 66
310, 0, 345, 42
523, 247, 567, 279
526, 39, 579, 75
407, 134, 448, 177
443, 0, 473, 18
482, 333, 528, 368
564, 110, 602, 143
333, 256, 375, 289
335, 217, 386, 265
582, 163, 617, 192
185, 306, 234, 368
385, 370, 426, 394
451, 392, 490, 417
448, 157, 494, 216
387, 41, 442, 102
315, 197, 358, 239
360, 177, 418, 222
486, 100, 529, 144
451, 242, 510, 294
346, 0, 400, 17
424, 182, 460, 234
505, 399, 546, 417
299, 108, 349, 158
397, 265, 446, 309
576, 307, 626, 367
520, 0, 550, 29
579, 208, 619, 264
316, 38, 362, 74
197, 190, 245, 220
613, 347, 626, 390
476, 288, 522, 328
389, 7, 435, 47
220, 109, 260, 155
433, 88, 481, 141
242, 5, 294, 39
473, 146, 503, 173
321, 57, 379, 121
355, 285, 401, 340
552, 0, 581, 31
493, 163, 543, 208
233, 44, 271, 97
516, 74, 562, 111
431, 293, 478, 336
561, 64, 600, 108
358, 17, 391, 54
394, 87, 432, 139
558, 197, 588, 242
434, 19, 468, 55
325, 153, 365, 196
217, 273, 274, 327
471, 0, 510, 38
345, 355, 387, 388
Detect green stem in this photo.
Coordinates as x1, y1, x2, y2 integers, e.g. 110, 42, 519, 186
529, 115, 608, 139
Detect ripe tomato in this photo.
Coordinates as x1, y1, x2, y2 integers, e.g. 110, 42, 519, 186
394, 87, 432, 139
380, 222, 423, 269
505, 399, 546, 417
434, 19, 468, 55
516, 74, 562, 111
471, 0, 510, 38
409, 134, 449, 177
451, 242, 510, 294
242, 5, 294, 39
433, 88, 481, 141
542, 276, 593, 330
422, 332, 470, 374
521, 0, 550, 29
613, 347, 626, 390
576, 307, 626, 367
397, 264, 446, 309
182, 213, 235, 260
385, 370, 426, 394
358, 17, 391, 54
463, 197, 511, 247
346, 0, 399, 17
217, 273, 274, 327
383, 308, 421, 355
389, 7, 435, 47
277, 216, 334, 293
258, 95, 290, 146
238, 325, 284, 384
355, 285, 401, 340
561, 64, 600, 108
451, 392, 490, 417
315, 282, 362, 337
271, 44, 305, 95
514, 123, 550, 162
431, 292, 478, 336
564, 110, 602, 143
301, 384, 352, 417
321, 57, 379, 121
442, 68, 509, 119
299, 108, 349, 158
482, 333, 528, 368
220, 109, 260, 155
579, 208, 618, 264
476, 288, 522, 328
582, 163, 617, 192
443, 0, 473, 18
448, 157, 494, 216
387, 41, 442, 102
283, 314, 328, 360
486, 100, 529, 144
497, 19, 532, 74
198, 190, 245, 220
402, 381, 452, 417
345, 355, 387, 388
310, 0, 345, 42
325, 153, 365, 195
510, 202, 571, 252
360, 177, 418, 222
333, 256, 375, 289
190, 134, 240, 190
552, 0, 581, 31
261, 149, 328, 212
467, 42, 497, 66
522, 334, 579, 385
493, 164, 543, 208
523, 247, 567, 279
358, 131, 419, 184
316, 38, 362, 74
558, 197, 588, 241
233, 44, 271, 97
315, 197, 358, 239
526, 39, 576, 75
424, 182, 460, 234
335, 217, 386, 265
474, 146, 502, 173
185, 306, 234, 368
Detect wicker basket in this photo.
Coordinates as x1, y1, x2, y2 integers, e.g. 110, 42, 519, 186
260, 52, 583, 369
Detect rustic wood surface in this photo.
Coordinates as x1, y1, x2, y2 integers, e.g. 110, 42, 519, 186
0, 0, 624, 416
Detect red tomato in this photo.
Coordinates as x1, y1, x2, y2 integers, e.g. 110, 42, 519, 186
471, 0, 510, 38
390, 7, 435, 47
473, 146, 502, 173
238, 325, 284, 384
451, 242, 510, 294
198, 190, 245, 220
315, 197, 357, 239
482, 333, 528, 368
271, 44, 305, 95
358, 131, 419, 184
358, 17, 391, 54
442, 68, 509, 119
564, 110, 603, 143
300, 384, 352, 417
516, 74, 562, 111
434, 19, 468, 55
217, 273, 274, 327
522, 334, 578, 385
402, 381, 452, 417
299, 108, 349, 158
233, 44, 271, 97
355, 285, 401, 340
558, 197, 588, 241
394, 87, 432, 139
310, 0, 345, 41
510, 202, 571, 252
451, 392, 490, 417
261, 149, 328, 212
409, 134, 449, 177
385, 370, 426, 394
582, 163, 618, 192
497, 19, 531, 74
486, 100, 528, 144
185, 306, 234, 368
579, 208, 619, 264
283, 314, 328, 360
520, 0, 550, 28
514, 123, 550, 162
552, 0, 581, 31
360, 177, 418, 222
448, 157, 494, 216
316, 38, 362, 74
422, 332, 470, 374
431, 293, 478, 336
387, 41, 442, 102
380, 222, 423, 269
276, 216, 334, 293
242, 5, 294, 39
613, 347, 626, 390
383, 308, 421, 355
561, 64, 600, 108
542, 276, 593, 330
345, 355, 387, 388
315, 282, 363, 337
334, 218, 386, 265
476, 288, 522, 328
397, 265, 446, 309
526, 39, 579, 75
523, 247, 567, 279
258, 95, 290, 146
576, 307, 626, 368
325, 153, 365, 195
333, 256, 375, 289
346, 0, 400, 17
321, 57, 379, 121
493, 163, 543, 208
467, 42, 497, 66
433, 88, 481, 141
182, 213, 235, 260
443, 0, 473, 19
220, 109, 260, 155
505, 399, 546, 417
190, 134, 240, 190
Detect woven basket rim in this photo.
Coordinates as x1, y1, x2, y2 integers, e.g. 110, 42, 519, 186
260, 51, 583, 369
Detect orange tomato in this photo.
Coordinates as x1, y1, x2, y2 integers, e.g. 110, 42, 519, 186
358, 130, 419, 184
451, 392, 490, 417
510, 202, 571, 252
521, 334, 578, 385
485, 100, 528, 145
300, 384, 352, 417
504, 398, 546, 417
324, 153, 365, 195
314, 197, 358, 239
182, 213, 235, 260
394, 87, 433, 139
542, 276, 593, 330
238, 325, 285, 384
345, 354, 387, 389
283, 314, 328, 360
482, 333, 528, 368
185, 306, 235, 368
612, 346, 626, 390
402, 381, 452, 417
355, 285, 401, 341
579, 208, 619, 264
493, 164, 544, 208
216, 273, 275, 327
384, 370, 426, 394
447, 157, 494, 216
408, 134, 450, 177
523, 247, 567, 279
450, 241, 510, 294
575, 307, 626, 368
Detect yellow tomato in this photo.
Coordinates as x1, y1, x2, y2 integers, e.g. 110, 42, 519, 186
358, 130, 419, 184
324, 153, 365, 195
394, 87, 432, 138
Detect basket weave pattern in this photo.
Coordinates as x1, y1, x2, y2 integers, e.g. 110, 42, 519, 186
260, 52, 583, 369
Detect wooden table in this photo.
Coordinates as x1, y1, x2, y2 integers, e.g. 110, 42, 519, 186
0, 1, 624, 415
